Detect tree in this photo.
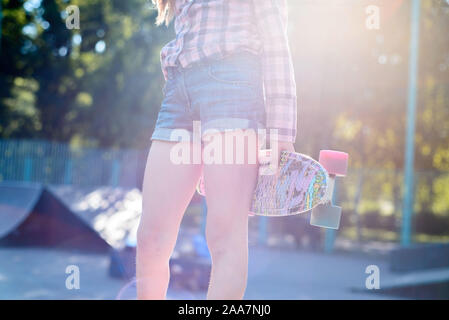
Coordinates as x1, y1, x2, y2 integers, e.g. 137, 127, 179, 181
1, 0, 172, 148
0, 0, 35, 138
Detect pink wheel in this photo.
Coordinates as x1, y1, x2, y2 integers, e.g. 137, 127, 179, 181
319, 150, 348, 176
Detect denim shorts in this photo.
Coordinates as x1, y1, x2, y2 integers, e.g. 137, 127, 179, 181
151, 51, 266, 142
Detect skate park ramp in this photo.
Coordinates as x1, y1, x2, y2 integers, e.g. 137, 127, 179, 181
48, 185, 143, 249
0, 182, 42, 240
48, 184, 202, 249
0, 182, 110, 252
0, 183, 195, 249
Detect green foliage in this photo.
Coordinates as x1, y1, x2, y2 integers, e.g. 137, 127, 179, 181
287, 0, 449, 227
1, 0, 171, 147
0, 0, 34, 137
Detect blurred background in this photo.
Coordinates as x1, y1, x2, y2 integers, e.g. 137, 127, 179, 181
0, 0, 448, 299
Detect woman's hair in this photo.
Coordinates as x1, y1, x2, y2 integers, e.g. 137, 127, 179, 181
152, 0, 176, 26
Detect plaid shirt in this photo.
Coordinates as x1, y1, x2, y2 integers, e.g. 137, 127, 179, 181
160, 0, 297, 142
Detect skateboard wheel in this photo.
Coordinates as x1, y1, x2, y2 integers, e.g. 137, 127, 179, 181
310, 203, 342, 229
319, 150, 348, 176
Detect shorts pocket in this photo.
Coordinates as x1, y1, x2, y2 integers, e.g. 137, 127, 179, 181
207, 62, 256, 87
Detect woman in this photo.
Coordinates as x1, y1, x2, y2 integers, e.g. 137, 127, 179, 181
137, 0, 297, 299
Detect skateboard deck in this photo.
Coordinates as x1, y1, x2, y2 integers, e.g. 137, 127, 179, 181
197, 149, 348, 229
197, 150, 329, 216
250, 150, 328, 216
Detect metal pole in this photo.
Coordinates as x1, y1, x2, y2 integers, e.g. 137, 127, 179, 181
110, 159, 121, 187
401, 0, 421, 247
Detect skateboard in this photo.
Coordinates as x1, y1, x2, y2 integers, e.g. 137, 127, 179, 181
197, 149, 348, 229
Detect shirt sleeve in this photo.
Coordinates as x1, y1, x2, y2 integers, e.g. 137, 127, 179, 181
252, 0, 297, 143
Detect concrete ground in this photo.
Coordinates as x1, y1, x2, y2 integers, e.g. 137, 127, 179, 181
0, 245, 399, 300
245, 247, 392, 299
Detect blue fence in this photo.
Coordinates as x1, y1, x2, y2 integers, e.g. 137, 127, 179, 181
0, 139, 147, 188
1, 138, 448, 245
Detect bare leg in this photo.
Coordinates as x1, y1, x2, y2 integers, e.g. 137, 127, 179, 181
203, 131, 259, 300
137, 140, 202, 299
